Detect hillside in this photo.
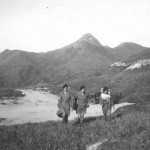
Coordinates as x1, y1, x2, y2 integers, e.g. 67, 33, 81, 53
0, 33, 149, 91
0, 34, 118, 88
0, 50, 42, 87
68, 47, 150, 104
108, 48, 150, 103
125, 48, 150, 63
112, 42, 146, 60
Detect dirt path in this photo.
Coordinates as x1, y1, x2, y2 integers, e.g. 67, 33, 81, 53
86, 139, 108, 150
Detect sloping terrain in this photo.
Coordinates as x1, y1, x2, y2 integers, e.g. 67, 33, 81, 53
108, 48, 150, 103
0, 34, 117, 87
112, 42, 147, 60
68, 47, 150, 104
0, 33, 147, 89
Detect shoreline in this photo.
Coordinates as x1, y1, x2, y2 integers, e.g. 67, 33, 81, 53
0, 89, 134, 126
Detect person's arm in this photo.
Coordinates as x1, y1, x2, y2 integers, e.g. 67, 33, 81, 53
111, 98, 115, 110
86, 93, 89, 107
69, 95, 75, 111
57, 94, 62, 109
108, 89, 111, 95
110, 94, 115, 110
75, 93, 79, 104
73, 93, 78, 110
99, 93, 103, 105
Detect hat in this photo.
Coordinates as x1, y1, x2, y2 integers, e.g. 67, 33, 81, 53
62, 84, 68, 89
80, 85, 85, 91
103, 87, 108, 92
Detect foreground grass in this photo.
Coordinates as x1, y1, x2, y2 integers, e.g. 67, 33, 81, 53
0, 103, 150, 150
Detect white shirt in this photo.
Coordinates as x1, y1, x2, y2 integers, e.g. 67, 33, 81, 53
101, 93, 110, 101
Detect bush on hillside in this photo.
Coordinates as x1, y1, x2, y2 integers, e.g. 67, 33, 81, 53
0, 88, 25, 99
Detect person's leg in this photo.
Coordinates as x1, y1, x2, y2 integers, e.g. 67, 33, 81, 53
63, 113, 69, 123
77, 107, 81, 123
66, 109, 70, 123
80, 113, 84, 123
62, 109, 69, 123
78, 114, 80, 119
102, 103, 108, 121
106, 103, 112, 121
63, 114, 66, 123
77, 114, 81, 123
65, 114, 68, 123
61, 108, 66, 123
107, 108, 111, 121
105, 103, 112, 121
80, 107, 86, 123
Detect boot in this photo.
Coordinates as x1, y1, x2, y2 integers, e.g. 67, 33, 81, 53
63, 115, 68, 124
80, 116, 84, 123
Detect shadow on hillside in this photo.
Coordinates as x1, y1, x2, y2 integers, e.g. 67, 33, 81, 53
82, 111, 125, 124
72, 112, 125, 125
72, 116, 99, 125
84, 116, 99, 123
83, 113, 123, 124
0, 118, 7, 123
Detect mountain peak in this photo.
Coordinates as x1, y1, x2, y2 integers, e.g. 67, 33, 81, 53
78, 33, 103, 47
82, 33, 95, 38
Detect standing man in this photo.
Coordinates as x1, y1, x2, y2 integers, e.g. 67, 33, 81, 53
100, 87, 113, 121
57, 84, 74, 123
76, 85, 89, 123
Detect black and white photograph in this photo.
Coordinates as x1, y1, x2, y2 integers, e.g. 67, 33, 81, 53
0, 0, 150, 149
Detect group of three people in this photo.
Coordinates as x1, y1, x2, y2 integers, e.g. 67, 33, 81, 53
57, 84, 112, 124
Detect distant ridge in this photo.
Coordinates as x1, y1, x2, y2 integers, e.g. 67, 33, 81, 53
112, 42, 147, 60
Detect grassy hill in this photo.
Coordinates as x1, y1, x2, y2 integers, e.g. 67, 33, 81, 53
125, 48, 150, 63
112, 42, 147, 60
108, 49, 150, 103
0, 34, 118, 88
0, 102, 150, 150
66, 47, 150, 105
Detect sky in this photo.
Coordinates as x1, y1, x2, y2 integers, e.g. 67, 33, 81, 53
0, 0, 150, 52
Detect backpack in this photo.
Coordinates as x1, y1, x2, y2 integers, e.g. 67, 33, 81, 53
56, 108, 65, 118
